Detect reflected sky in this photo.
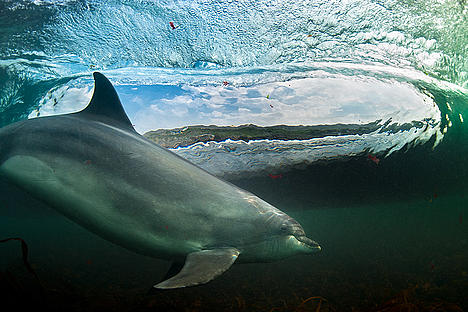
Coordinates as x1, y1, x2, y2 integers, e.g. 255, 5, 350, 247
30, 76, 439, 135
118, 77, 437, 134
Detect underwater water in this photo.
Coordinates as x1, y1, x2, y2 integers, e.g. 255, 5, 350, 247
1, 0, 468, 311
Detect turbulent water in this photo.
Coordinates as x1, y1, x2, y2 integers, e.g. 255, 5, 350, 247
1, 1, 467, 311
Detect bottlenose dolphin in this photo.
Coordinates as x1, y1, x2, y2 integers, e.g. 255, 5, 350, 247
0, 72, 321, 289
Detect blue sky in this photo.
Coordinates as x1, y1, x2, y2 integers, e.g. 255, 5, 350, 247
31, 76, 439, 134
118, 77, 438, 134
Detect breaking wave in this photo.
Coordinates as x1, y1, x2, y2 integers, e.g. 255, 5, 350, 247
0, 0, 467, 176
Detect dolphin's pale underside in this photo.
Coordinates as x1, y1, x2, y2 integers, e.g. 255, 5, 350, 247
0, 72, 321, 289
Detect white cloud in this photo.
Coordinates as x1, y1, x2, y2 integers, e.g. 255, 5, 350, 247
127, 76, 439, 133
29, 86, 93, 119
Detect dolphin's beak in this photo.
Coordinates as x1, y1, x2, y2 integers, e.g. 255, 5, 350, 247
296, 235, 321, 251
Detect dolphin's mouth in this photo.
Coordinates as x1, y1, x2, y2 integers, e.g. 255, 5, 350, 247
296, 235, 321, 251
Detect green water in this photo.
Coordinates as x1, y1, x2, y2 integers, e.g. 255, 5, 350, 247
2, 122, 468, 310
1, 183, 466, 311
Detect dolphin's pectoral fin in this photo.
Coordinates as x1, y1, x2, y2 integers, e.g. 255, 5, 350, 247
0, 156, 57, 189
162, 261, 184, 281
154, 248, 240, 289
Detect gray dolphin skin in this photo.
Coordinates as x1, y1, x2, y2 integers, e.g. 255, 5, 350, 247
0, 72, 321, 289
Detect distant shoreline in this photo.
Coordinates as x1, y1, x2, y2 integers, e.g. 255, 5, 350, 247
143, 122, 382, 148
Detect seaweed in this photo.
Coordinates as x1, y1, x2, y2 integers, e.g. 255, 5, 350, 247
295, 296, 335, 312
371, 284, 464, 312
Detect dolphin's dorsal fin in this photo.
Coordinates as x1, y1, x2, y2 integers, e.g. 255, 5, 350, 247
154, 248, 240, 289
77, 72, 135, 132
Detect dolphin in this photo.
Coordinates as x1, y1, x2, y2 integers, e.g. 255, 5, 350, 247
0, 72, 321, 289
